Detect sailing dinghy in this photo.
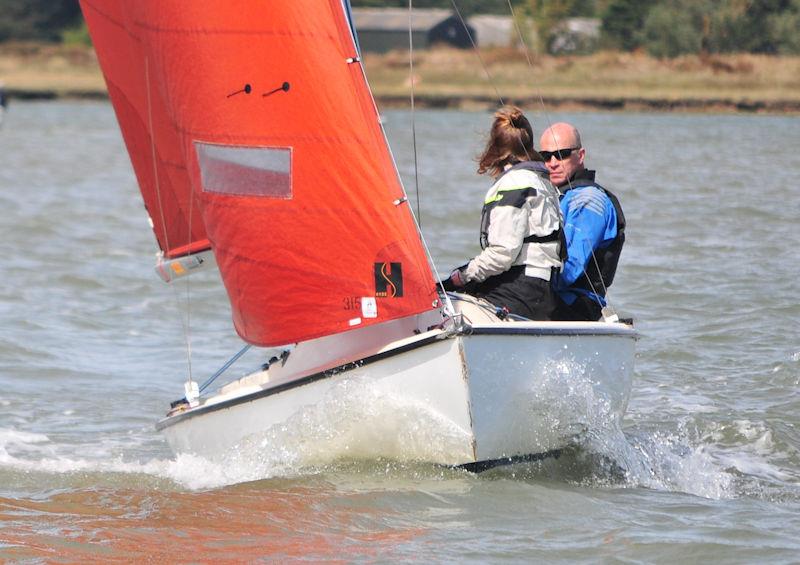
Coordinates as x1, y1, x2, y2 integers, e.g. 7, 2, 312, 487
80, 1, 635, 471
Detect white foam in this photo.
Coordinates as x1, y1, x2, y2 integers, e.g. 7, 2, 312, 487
543, 371, 738, 499
0, 427, 50, 459
0, 426, 243, 490
0, 373, 477, 491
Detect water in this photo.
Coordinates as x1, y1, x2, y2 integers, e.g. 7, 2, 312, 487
1, 101, 799, 561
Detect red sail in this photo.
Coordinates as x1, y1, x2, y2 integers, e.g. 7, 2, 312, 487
81, 0, 209, 259
80, 1, 440, 346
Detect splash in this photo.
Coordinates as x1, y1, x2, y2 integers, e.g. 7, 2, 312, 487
0, 373, 476, 490
210, 373, 475, 485
492, 357, 737, 499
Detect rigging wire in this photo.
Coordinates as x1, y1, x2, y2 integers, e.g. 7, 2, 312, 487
337, 0, 456, 318
183, 165, 195, 386
146, 57, 195, 383
449, 0, 506, 107
506, 0, 615, 311
449, 0, 563, 254
509, 1, 616, 314
144, 58, 171, 269
454, 0, 618, 317
408, 0, 422, 228
396, 0, 455, 318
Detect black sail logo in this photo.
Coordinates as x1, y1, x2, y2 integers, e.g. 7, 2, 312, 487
374, 262, 403, 298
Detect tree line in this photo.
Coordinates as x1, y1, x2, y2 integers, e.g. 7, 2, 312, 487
358, 0, 800, 56
1, 0, 798, 56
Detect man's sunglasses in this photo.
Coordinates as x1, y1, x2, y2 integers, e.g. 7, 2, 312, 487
540, 147, 581, 161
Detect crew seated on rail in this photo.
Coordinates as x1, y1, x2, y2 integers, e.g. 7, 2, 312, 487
539, 122, 626, 322
444, 106, 563, 321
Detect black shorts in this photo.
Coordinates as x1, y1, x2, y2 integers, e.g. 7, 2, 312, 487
552, 294, 603, 322
472, 266, 557, 321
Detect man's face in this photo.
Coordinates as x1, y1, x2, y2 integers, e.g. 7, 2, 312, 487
539, 131, 585, 187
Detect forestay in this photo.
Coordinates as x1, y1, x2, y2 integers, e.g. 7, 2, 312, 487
81, 0, 440, 346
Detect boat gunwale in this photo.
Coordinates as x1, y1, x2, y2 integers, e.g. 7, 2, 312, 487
156, 321, 636, 431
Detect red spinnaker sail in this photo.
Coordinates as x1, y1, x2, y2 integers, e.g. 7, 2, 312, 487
80, 1, 440, 347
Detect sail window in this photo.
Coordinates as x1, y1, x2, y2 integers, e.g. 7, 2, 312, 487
195, 142, 292, 198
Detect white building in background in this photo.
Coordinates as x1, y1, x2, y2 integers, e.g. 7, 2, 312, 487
549, 18, 601, 54
351, 8, 520, 53
350, 8, 452, 53
351, 8, 600, 55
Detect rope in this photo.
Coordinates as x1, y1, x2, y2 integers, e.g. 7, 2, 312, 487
504, 1, 619, 316
393, 0, 455, 319
408, 0, 422, 228
146, 57, 196, 381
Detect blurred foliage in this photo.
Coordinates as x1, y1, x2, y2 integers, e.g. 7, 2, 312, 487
767, 0, 800, 54
642, 1, 706, 57
1, 0, 798, 56
0, 0, 82, 42
600, 0, 657, 51
61, 20, 92, 47
639, 0, 799, 57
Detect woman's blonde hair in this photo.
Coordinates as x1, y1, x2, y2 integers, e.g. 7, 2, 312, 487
477, 106, 541, 177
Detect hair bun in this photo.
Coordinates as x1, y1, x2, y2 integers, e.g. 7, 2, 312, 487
478, 105, 536, 176
496, 106, 525, 130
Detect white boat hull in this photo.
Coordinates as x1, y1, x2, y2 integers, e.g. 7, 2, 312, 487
158, 316, 635, 470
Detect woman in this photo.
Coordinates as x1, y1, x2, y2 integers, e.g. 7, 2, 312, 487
447, 106, 562, 320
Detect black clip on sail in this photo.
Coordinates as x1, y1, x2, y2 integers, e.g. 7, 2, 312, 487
227, 84, 252, 98
263, 82, 291, 97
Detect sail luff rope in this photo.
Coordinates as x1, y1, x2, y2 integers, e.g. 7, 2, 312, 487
145, 58, 171, 266
146, 57, 194, 382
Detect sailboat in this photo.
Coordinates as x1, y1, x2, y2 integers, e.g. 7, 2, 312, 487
79, 1, 635, 471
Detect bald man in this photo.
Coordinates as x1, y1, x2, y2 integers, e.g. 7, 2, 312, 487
539, 122, 626, 321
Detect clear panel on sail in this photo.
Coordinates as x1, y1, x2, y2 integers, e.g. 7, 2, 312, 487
195, 142, 292, 199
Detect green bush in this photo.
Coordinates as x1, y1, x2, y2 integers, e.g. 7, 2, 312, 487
642, 1, 705, 58
61, 20, 92, 47
767, 0, 800, 54
600, 0, 657, 51
0, 0, 82, 42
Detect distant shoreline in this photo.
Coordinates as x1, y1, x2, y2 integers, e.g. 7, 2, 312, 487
2, 44, 799, 114
375, 94, 800, 114
5, 87, 799, 115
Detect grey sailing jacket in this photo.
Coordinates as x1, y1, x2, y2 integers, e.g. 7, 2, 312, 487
464, 161, 562, 283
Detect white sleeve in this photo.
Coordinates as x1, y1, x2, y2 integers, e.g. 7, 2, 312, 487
463, 204, 528, 282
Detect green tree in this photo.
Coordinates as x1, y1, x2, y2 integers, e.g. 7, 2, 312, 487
640, 0, 796, 57
714, 0, 791, 53
600, 0, 657, 51
0, 0, 82, 42
642, 0, 707, 57
767, 0, 800, 53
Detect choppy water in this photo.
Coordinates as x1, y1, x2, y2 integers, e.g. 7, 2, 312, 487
1, 101, 799, 561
